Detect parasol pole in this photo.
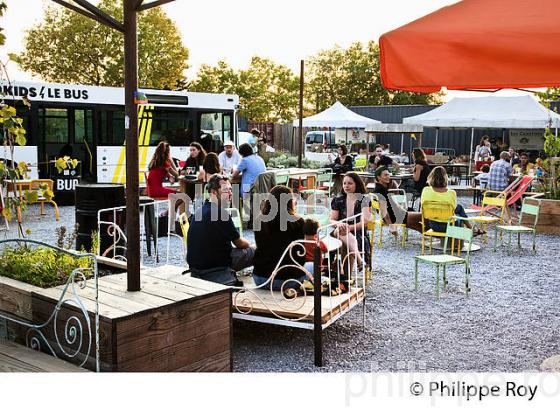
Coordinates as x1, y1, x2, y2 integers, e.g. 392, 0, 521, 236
468, 127, 475, 176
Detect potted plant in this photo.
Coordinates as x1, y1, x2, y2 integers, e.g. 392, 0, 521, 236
528, 128, 560, 234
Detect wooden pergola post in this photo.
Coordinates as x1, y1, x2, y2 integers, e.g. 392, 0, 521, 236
50, 0, 175, 291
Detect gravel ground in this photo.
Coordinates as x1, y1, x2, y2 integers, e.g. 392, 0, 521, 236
6, 201, 560, 372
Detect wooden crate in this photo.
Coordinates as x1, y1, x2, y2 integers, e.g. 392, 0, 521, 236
31, 265, 232, 372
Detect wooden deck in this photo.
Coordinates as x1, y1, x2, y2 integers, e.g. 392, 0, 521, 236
233, 276, 365, 324
31, 265, 233, 372
0, 340, 87, 372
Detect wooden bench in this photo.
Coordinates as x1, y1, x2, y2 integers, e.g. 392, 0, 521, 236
231, 239, 368, 367
0, 340, 87, 372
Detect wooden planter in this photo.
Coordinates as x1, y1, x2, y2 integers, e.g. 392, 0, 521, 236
525, 197, 560, 235
0, 265, 233, 372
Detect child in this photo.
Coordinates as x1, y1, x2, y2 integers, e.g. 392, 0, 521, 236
303, 218, 328, 270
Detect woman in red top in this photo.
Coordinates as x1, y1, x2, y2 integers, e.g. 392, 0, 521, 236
147, 141, 179, 198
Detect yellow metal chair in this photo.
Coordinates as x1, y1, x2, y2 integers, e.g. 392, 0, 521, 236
30, 179, 59, 221
420, 200, 455, 255
354, 157, 367, 172
465, 190, 506, 243
368, 194, 407, 249
178, 212, 189, 257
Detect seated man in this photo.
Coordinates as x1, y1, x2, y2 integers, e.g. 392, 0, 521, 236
187, 174, 255, 286
487, 151, 512, 192
218, 140, 242, 173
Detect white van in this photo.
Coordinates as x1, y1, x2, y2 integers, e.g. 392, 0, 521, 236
304, 131, 337, 152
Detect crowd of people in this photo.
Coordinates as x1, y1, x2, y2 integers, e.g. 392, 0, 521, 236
145, 134, 544, 292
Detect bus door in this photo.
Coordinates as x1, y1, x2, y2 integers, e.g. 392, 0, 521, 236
38, 107, 95, 181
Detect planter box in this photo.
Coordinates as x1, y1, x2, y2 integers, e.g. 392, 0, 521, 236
525, 197, 560, 235
0, 265, 233, 372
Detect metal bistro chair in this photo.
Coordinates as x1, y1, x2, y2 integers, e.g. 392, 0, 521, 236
368, 194, 408, 249
275, 172, 290, 186
465, 190, 506, 243
178, 212, 189, 257
420, 200, 456, 255
494, 198, 541, 255
30, 179, 60, 221
226, 207, 243, 237
300, 169, 334, 197
354, 157, 367, 172
388, 189, 409, 246
414, 216, 474, 298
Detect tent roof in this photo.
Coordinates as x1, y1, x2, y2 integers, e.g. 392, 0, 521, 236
293, 101, 381, 128
379, 0, 560, 92
402, 95, 560, 128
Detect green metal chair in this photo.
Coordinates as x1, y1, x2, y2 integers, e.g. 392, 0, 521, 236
414, 216, 474, 298
275, 172, 290, 186
300, 169, 334, 197
493, 198, 540, 255
226, 207, 243, 237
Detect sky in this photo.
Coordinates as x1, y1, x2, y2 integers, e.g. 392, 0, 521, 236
1, 0, 534, 99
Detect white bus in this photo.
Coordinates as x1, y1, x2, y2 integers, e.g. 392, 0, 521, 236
0, 80, 239, 183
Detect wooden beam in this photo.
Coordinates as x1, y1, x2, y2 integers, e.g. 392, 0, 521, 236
51, 0, 98, 21
123, 0, 141, 291
71, 0, 125, 32
137, 0, 175, 11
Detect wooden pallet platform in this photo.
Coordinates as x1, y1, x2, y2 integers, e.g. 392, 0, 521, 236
232, 276, 365, 324
30, 265, 232, 372
0, 340, 88, 372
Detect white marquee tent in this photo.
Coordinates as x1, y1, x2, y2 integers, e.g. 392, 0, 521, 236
403, 95, 560, 173
293, 101, 381, 128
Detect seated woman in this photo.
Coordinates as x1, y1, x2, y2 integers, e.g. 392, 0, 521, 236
402, 148, 430, 194
330, 172, 371, 273
332, 144, 353, 173
200, 152, 222, 183
146, 141, 179, 198
373, 166, 423, 234
421, 166, 482, 234
252, 185, 308, 290
181, 142, 206, 175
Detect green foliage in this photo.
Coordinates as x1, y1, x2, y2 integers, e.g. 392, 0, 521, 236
266, 152, 322, 169
190, 57, 299, 122
0, 245, 92, 288
541, 129, 560, 200
16, 0, 189, 88
544, 128, 560, 157
537, 88, 560, 106
306, 41, 442, 113
0, 1, 6, 46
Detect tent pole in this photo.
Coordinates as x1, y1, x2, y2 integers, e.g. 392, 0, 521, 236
468, 127, 474, 176
400, 133, 404, 155
435, 128, 439, 153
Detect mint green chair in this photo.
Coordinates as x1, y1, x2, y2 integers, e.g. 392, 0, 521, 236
275, 173, 290, 186
226, 207, 243, 237
414, 216, 474, 298
493, 198, 540, 255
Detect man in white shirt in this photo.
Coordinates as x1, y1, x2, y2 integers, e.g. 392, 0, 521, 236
218, 140, 242, 173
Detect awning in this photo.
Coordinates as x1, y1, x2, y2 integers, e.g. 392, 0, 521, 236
379, 0, 560, 92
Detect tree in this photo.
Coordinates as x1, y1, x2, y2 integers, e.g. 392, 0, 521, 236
306, 41, 442, 113
538, 88, 560, 108
190, 57, 300, 122
15, 0, 189, 89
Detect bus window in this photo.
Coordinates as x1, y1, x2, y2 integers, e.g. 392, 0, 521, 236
75, 109, 93, 144
39, 108, 69, 143
200, 112, 223, 140
147, 109, 192, 146
223, 114, 232, 142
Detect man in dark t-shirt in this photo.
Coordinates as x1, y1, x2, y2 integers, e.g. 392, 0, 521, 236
369, 144, 400, 171
187, 175, 255, 285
